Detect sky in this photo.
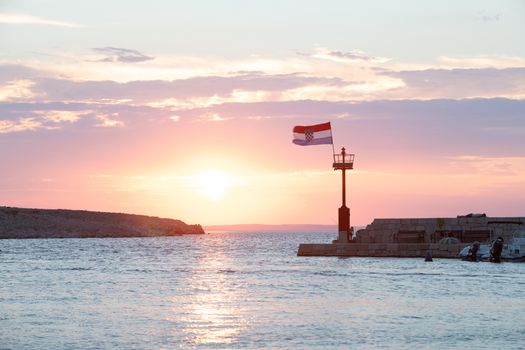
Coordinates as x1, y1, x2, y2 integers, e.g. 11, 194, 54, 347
1, 0, 524, 226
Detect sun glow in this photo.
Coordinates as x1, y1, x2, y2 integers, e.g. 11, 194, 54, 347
191, 170, 238, 201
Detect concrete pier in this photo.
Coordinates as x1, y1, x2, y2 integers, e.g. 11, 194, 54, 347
354, 215, 524, 244
298, 214, 524, 258
298, 243, 468, 258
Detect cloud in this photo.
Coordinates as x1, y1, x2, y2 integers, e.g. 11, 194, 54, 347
4, 93, 523, 159
92, 47, 154, 63
9, 45, 524, 88
39, 110, 88, 123
0, 106, 130, 133
0, 101, 173, 133
446, 155, 525, 176
312, 48, 390, 64
4, 49, 524, 107
0, 13, 83, 27
0, 80, 39, 101
475, 11, 502, 22
200, 113, 231, 122
0, 51, 524, 140
6, 72, 345, 106
94, 114, 124, 128
0, 117, 44, 134
437, 55, 525, 69
384, 67, 525, 99
0, 65, 43, 83
10, 49, 387, 82
8, 65, 522, 108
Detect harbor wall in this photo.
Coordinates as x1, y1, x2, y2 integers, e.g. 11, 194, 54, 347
355, 215, 524, 244
297, 215, 524, 258
297, 243, 468, 258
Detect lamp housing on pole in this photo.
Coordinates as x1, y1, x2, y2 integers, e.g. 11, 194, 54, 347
333, 147, 355, 242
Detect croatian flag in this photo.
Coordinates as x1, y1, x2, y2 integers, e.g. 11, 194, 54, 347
292, 122, 333, 146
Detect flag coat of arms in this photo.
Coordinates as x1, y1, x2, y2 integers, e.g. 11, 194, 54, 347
292, 122, 333, 146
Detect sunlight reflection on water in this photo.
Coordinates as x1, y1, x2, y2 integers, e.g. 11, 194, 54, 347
1, 232, 525, 349
174, 244, 249, 346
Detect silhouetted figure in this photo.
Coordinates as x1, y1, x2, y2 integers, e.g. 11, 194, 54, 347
424, 251, 433, 262
467, 241, 480, 262
490, 237, 504, 263
347, 226, 354, 241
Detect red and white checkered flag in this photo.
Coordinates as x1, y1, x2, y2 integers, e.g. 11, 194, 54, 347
292, 122, 333, 146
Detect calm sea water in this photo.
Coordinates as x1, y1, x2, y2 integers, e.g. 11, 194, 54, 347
1, 232, 524, 349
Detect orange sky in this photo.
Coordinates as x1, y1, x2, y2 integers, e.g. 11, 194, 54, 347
2, 112, 525, 226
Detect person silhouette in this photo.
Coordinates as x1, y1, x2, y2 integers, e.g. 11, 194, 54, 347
424, 251, 433, 262
490, 237, 504, 263
467, 241, 480, 262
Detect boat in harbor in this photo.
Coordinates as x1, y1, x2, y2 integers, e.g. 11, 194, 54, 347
459, 230, 525, 262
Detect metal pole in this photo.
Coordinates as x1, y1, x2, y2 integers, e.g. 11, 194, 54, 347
341, 147, 346, 207
342, 168, 346, 207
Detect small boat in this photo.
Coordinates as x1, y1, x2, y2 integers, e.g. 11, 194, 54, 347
459, 241, 489, 261
459, 230, 525, 262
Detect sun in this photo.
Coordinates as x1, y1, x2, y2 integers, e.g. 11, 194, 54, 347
191, 170, 237, 201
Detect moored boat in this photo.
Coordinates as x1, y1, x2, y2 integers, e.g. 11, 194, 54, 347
459, 230, 525, 262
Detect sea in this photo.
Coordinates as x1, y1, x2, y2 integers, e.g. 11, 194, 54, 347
1, 231, 524, 349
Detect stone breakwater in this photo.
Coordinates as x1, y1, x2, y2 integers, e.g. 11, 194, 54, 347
297, 243, 469, 258
0, 206, 204, 239
355, 215, 525, 244
298, 214, 524, 258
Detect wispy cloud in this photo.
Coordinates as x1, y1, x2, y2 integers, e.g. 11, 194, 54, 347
0, 117, 43, 134
384, 67, 525, 100
437, 55, 525, 69
446, 155, 525, 176
1, 50, 524, 138
0, 13, 83, 28
475, 11, 502, 22
199, 113, 231, 122
0, 108, 125, 133
94, 114, 124, 128
39, 110, 88, 123
92, 47, 154, 63
0, 80, 39, 101
8, 66, 521, 106
311, 47, 390, 64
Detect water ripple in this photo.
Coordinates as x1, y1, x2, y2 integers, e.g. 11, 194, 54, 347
1, 232, 524, 349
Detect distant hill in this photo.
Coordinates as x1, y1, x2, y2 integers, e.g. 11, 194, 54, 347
204, 224, 338, 232
0, 207, 204, 239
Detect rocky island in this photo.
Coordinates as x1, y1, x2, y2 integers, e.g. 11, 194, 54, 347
0, 207, 204, 239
